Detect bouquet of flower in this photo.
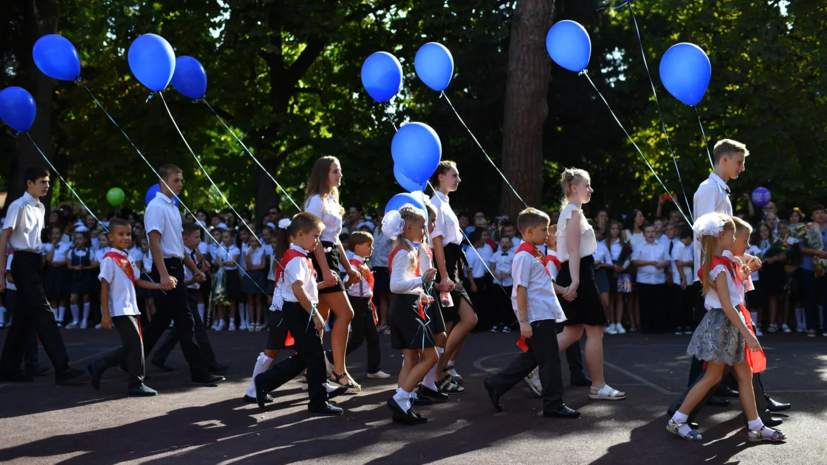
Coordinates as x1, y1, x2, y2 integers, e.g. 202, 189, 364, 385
615, 240, 634, 293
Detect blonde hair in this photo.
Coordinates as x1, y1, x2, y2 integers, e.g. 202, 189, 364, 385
393, 205, 426, 272
560, 168, 590, 207
732, 216, 752, 237
516, 207, 550, 235
305, 156, 342, 209
712, 139, 749, 164
700, 213, 736, 294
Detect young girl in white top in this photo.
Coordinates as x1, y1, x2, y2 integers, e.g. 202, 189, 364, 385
215, 229, 241, 331
668, 212, 786, 443
43, 225, 70, 326
243, 233, 267, 331
604, 220, 629, 335
383, 205, 438, 424
304, 156, 361, 391
555, 168, 626, 401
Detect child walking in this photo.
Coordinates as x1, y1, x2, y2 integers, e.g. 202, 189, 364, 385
667, 212, 785, 442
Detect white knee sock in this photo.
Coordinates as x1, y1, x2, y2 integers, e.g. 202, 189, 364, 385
82, 302, 91, 323
70, 304, 79, 323
0, 306, 6, 324
245, 352, 274, 398
423, 347, 442, 390
239, 303, 248, 325
57, 306, 66, 322
393, 387, 412, 412
447, 359, 459, 377
750, 312, 759, 327
795, 307, 804, 327
197, 303, 205, 321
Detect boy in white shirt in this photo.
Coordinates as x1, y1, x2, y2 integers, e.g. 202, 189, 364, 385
254, 212, 343, 416
490, 236, 515, 333
631, 224, 670, 334
673, 226, 695, 335
483, 208, 579, 419
88, 219, 169, 396
465, 228, 492, 329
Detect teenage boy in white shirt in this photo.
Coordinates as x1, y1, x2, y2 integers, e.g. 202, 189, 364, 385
631, 224, 670, 334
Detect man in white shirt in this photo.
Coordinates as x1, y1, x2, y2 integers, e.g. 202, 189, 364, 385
141, 164, 224, 386
631, 224, 670, 334
0, 166, 83, 384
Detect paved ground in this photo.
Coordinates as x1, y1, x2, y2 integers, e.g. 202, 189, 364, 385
0, 327, 824, 464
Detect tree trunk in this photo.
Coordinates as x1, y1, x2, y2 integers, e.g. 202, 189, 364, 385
500, 0, 555, 220
7, 0, 58, 215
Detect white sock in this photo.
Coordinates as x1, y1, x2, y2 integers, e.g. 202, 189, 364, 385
447, 359, 459, 376
423, 347, 442, 390
750, 312, 759, 329
197, 303, 205, 321
57, 306, 66, 322
0, 307, 5, 323
82, 302, 91, 323
747, 418, 766, 435
239, 304, 248, 325
671, 411, 694, 437
70, 304, 79, 323
796, 307, 805, 327
245, 353, 273, 398
393, 387, 412, 412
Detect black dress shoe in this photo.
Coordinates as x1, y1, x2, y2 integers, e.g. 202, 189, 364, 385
244, 394, 274, 404
88, 361, 103, 391
543, 404, 581, 418
707, 396, 730, 407
328, 385, 349, 399
413, 394, 434, 405
191, 374, 225, 386
483, 378, 502, 412
254, 376, 270, 410
151, 360, 174, 372
207, 362, 229, 374
418, 386, 449, 402
56, 367, 84, 385
715, 386, 739, 397
760, 416, 783, 427
766, 396, 791, 412
24, 365, 50, 376
0, 372, 34, 382
128, 384, 158, 397
571, 375, 592, 387
387, 398, 427, 424
309, 402, 344, 416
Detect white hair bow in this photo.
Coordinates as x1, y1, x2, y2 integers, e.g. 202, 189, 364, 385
278, 218, 292, 230
381, 210, 405, 241
693, 212, 727, 237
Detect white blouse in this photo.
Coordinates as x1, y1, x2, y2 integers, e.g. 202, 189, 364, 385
704, 263, 746, 312
430, 191, 462, 246
389, 241, 424, 296
556, 203, 597, 263
623, 229, 646, 248
305, 194, 343, 243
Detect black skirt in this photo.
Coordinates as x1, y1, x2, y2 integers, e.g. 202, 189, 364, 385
310, 241, 346, 294
556, 255, 607, 327
224, 268, 242, 300
435, 242, 474, 322
760, 262, 786, 296
746, 279, 767, 310
242, 270, 266, 295
265, 310, 295, 351
373, 266, 391, 294
390, 293, 435, 350
135, 272, 157, 298
425, 287, 447, 334
71, 270, 96, 296
44, 266, 66, 300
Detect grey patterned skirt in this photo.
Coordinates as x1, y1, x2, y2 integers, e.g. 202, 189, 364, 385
686, 308, 746, 365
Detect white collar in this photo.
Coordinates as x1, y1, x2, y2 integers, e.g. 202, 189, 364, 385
184, 246, 193, 254
156, 191, 174, 204
434, 190, 450, 204
709, 173, 730, 193
111, 248, 128, 257
22, 192, 40, 206
351, 255, 366, 264
290, 244, 309, 256
643, 241, 657, 246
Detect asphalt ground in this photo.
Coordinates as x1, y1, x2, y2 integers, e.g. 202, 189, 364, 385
0, 327, 824, 464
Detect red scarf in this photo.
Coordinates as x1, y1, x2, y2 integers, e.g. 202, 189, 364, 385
388, 245, 426, 320
514, 242, 549, 351
104, 251, 135, 283
350, 257, 378, 324
545, 254, 562, 272
273, 248, 315, 348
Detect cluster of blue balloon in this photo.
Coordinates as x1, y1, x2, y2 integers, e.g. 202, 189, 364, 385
360, 43, 455, 213
545, 20, 711, 107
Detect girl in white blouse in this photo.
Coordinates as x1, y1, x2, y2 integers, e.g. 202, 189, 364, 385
304, 156, 361, 391
555, 168, 626, 401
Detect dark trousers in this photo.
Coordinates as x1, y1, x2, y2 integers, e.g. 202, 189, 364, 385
493, 285, 516, 328
142, 258, 209, 378
469, 274, 493, 329
152, 289, 216, 365
557, 322, 585, 379
94, 315, 145, 386
675, 284, 696, 330
486, 320, 564, 412
4, 290, 40, 370
638, 283, 667, 333
345, 296, 381, 374
255, 302, 327, 410
799, 268, 826, 331
0, 251, 69, 378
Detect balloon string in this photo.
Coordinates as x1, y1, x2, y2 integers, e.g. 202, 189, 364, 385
82, 86, 249, 282
597, 0, 631, 12
579, 71, 692, 226
381, 103, 399, 131
694, 106, 715, 171
24, 132, 109, 233
626, 2, 693, 222
440, 92, 529, 209
201, 98, 302, 212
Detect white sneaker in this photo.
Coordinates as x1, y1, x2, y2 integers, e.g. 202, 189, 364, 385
615, 324, 626, 334
80, 320, 88, 329
490, 325, 499, 333
756, 328, 764, 337
367, 370, 391, 379
684, 329, 693, 335
216, 321, 226, 331
797, 325, 806, 333
674, 326, 683, 335
782, 324, 792, 333
254, 323, 262, 332
240, 321, 248, 331
229, 322, 237, 331
606, 323, 617, 335
65, 321, 79, 329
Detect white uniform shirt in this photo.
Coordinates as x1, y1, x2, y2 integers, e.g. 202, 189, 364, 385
128, 246, 143, 265
304, 194, 343, 243
466, 246, 488, 279
98, 249, 141, 317
238, 242, 249, 269
631, 241, 669, 284
44, 241, 72, 264
95, 246, 112, 264
623, 230, 646, 248
144, 192, 185, 259
217, 245, 241, 270
593, 241, 612, 268
546, 250, 560, 281
430, 191, 462, 246
746, 245, 761, 281
556, 204, 598, 262
679, 242, 694, 284
3, 192, 45, 252
670, 241, 686, 285
693, 173, 733, 280
507, 236, 522, 248
346, 255, 373, 298
141, 251, 153, 273
280, 245, 319, 304
267, 249, 278, 282
246, 246, 266, 268
184, 246, 200, 290
704, 262, 746, 312
490, 249, 515, 287
511, 249, 566, 323
5, 253, 16, 291
371, 230, 392, 268
389, 241, 424, 296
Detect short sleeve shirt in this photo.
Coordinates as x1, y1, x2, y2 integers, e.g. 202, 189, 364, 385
98, 249, 141, 317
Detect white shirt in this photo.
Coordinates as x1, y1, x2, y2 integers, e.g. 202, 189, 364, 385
141, 251, 153, 273
280, 245, 319, 304
267, 249, 278, 282
556, 204, 597, 262
593, 241, 612, 268
246, 245, 265, 268
95, 246, 112, 264
508, 236, 522, 248
44, 241, 71, 264
623, 230, 646, 248
657, 234, 671, 248
631, 241, 669, 284
144, 192, 185, 259
346, 255, 373, 298
371, 230, 392, 268
679, 242, 694, 284
217, 245, 241, 270
98, 249, 141, 317
3, 192, 45, 252
239, 242, 249, 269
128, 246, 143, 265
704, 262, 746, 312
198, 241, 209, 257
5, 253, 16, 291
430, 191, 462, 246
304, 194, 342, 243
389, 241, 424, 296
746, 245, 761, 281
511, 249, 566, 323
466, 246, 489, 279
184, 246, 200, 290
694, 173, 733, 280
546, 250, 561, 281
670, 241, 686, 285
490, 249, 515, 287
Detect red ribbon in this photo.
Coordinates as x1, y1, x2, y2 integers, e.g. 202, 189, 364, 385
273, 249, 313, 348
350, 258, 378, 325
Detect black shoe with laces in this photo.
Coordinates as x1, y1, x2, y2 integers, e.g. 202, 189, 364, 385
191, 373, 225, 386
56, 367, 84, 385
309, 402, 344, 416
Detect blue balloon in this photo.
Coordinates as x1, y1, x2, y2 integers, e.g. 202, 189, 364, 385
752, 187, 771, 208
394, 164, 424, 192
171, 56, 207, 99
415, 43, 454, 92
546, 20, 591, 72
0, 87, 36, 132
128, 34, 176, 92
145, 184, 179, 207
659, 43, 711, 106
33, 35, 81, 81
361, 52, 402, 103
385, 193, 426, 217
391, 122, 442, 184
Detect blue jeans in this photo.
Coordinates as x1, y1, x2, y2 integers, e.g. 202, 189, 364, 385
798, 268, 826, 330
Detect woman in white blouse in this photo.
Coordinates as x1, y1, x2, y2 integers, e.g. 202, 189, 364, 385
555, 168, 626, 401
304, 156, 362, 391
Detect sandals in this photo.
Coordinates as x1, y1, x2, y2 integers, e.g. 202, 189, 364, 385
436, 376, 465, 394
331, 371, 361, 392
748, 425, 788, 442
589, 384, 626, 401
666, 419, 702, 441
443, 368, 463, 385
